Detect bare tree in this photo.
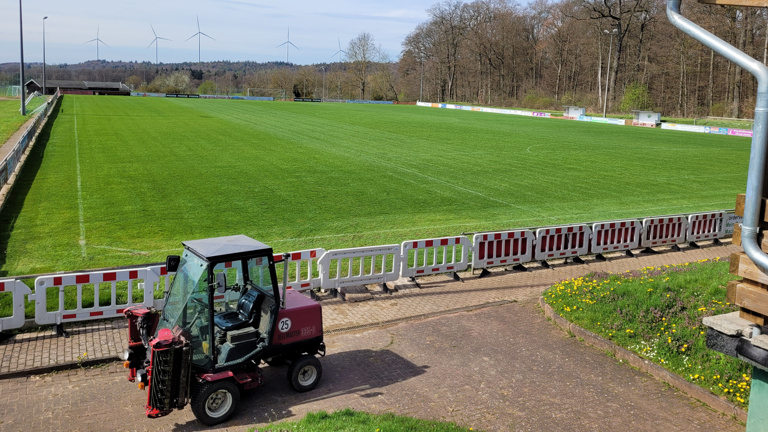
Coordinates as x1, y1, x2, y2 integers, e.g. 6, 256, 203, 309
347, 32, 379, 99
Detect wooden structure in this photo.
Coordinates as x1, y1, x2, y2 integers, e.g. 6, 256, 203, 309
730, 193, 768, 325
698, 0, 768, 5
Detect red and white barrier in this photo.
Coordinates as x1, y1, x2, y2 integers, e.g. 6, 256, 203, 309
401, 236, 470, 278
591, 220, 641, 254
472, 230, 534, 270
641, 216, 687, 248
31, 267, 162, 326
687, 211, 726, 243
534, 225, 591, 261
318, 245, 401, 290
0, 280, 31, 331
276, 248, 326, 291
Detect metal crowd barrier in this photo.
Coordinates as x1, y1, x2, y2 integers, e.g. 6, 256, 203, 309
0, 210, 734, 331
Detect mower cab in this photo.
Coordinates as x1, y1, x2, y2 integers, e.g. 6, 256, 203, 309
123, 235, 325, 426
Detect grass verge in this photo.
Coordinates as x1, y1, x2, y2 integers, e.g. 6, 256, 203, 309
0, 99, 43, 144
254, 408, 478, 432
542, 258, 752, 408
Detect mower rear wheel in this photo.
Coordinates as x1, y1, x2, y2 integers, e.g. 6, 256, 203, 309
288, 355, 322, 392
191, 380, 240, 426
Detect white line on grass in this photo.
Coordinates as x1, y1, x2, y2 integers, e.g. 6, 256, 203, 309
91, 245, 179, 255
73, 99, 87, 258
358, 154, 546, 215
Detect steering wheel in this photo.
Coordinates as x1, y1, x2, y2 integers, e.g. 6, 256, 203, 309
189, 295, 207, 311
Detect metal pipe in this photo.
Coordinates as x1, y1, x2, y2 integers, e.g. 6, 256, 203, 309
667, 0, 768, 272
281, 252, 289, 309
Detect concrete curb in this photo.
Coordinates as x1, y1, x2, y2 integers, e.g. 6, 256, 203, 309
0, 356, 119, 380
539, 296, 748, 423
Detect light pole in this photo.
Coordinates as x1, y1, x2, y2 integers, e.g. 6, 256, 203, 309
603, 28, 618, 118
43, 16, 47, 96
420, 57, 424, 102
321, 66, 325, 100
19, 0, 26, 115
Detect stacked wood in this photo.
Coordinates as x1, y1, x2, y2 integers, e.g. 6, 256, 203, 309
697, 0, 768, 6
730, 193, 768, 325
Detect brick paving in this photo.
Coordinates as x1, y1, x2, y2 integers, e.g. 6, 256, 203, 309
0, 242, 746, 431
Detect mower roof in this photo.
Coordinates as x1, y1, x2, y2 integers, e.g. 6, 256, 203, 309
182, 235, 273, 262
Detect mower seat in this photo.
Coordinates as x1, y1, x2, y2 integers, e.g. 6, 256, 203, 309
214, 289, 263, 332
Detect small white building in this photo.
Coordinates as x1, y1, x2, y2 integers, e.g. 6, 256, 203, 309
562, 106, 585, 119
632, 110, 661, 127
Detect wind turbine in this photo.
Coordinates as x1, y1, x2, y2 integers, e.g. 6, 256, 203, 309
147, 24, 171, 65
186, 16, 214, 63
276, 27, 299, 64
331, 37, 346, 63
84, 27, 109, 61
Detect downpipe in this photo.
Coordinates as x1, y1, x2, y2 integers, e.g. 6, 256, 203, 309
667, 0, 768, 272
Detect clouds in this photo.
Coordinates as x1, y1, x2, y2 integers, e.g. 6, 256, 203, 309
1, 0, 434, 65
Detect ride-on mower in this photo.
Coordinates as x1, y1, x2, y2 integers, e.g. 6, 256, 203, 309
122, 235, 325, 425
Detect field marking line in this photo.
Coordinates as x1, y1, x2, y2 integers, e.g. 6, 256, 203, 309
355, 153, 547, 216
73, 99, 87, 258
91, 245, 179, 255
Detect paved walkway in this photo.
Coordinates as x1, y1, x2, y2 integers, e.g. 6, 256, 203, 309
0, 242, 745, 431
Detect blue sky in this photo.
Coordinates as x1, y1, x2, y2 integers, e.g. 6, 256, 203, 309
0, 0, 438, 65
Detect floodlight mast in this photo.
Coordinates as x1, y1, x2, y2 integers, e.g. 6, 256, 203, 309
18, 0, 25, 115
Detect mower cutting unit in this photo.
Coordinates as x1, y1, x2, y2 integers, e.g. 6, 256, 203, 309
122, 235, 325, 425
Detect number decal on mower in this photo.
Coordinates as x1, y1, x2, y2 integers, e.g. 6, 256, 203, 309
278, 317, 292, 333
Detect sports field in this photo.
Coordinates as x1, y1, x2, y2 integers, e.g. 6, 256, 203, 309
0, 96, 749, 276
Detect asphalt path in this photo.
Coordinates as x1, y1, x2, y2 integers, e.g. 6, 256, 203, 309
0, 299, 743, 432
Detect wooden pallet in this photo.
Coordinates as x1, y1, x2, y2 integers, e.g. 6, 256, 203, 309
698, 0, 768, 6
729, 194, 768, 325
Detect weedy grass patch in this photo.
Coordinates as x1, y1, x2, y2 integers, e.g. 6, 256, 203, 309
254, 408, 478, 432
543, 258, 752, 408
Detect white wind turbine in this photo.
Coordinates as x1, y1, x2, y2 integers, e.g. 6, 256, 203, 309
147, 24, 171, 65
276, 27, 299, 64
84, 27, 109, 60
186, 16, 215, 63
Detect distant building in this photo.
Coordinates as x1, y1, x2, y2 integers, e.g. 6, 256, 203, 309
25, 79, 131, 96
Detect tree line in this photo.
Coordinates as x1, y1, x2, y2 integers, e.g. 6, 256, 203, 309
2, 0, 765, 118
400, 0, 768, 118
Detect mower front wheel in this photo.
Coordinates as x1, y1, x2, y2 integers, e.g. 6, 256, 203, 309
191, 379, 240, 426
288, 355, 322, 392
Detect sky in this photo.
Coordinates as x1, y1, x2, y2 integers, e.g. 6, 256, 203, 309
0, 0, 438, 66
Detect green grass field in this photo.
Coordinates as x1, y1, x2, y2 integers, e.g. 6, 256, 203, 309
0, 99, 41, 144
0, 96, 750, 276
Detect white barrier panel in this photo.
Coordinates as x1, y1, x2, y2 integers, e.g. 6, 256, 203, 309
0, 280, 31, 331
401, 236, 470, 278
687, 211, 726, 243
318, 245, 401, 290
275, 248, 326, 291
148, 265, 174, 309
591, 220, 641, 254
472, 230, 534, 270
534, 225, 591, 261
31, 267, 161, 326
641, 216, 687, 248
